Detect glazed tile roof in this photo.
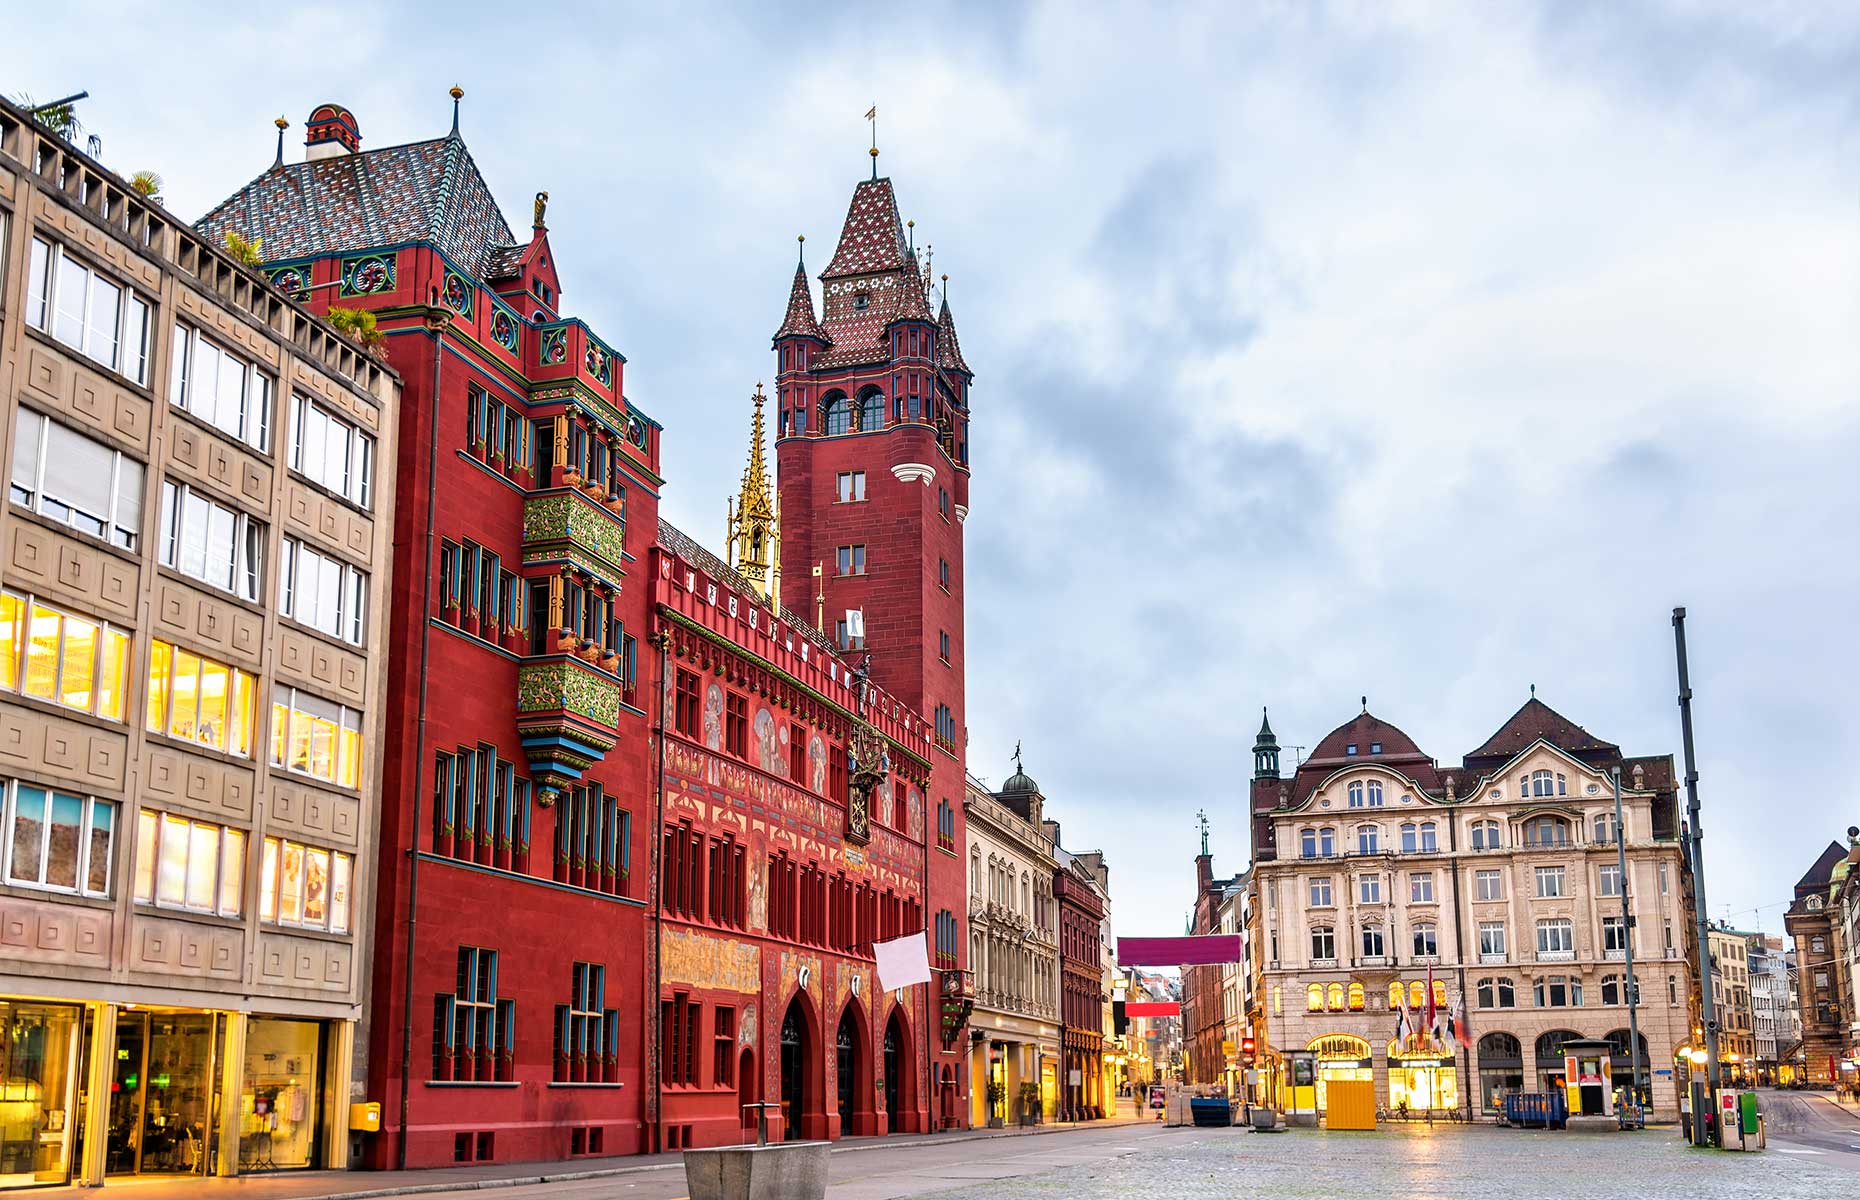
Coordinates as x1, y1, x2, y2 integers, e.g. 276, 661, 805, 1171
1465, 698, 1619, 763
936, 295, 971, 375
815, 309, 893, 369
822, 178, 908, 277
773, 260, 826, 343
195, 133, 522, 280
890, 250, 934, 324
655, 518, 838, 659
483, 243, 528, 281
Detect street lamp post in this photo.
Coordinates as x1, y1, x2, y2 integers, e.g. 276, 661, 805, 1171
1673, 607, 1722, 1142
1612, 767, 1645, 1112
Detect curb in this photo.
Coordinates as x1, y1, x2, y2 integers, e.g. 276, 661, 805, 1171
231, 1118, 1158, 1200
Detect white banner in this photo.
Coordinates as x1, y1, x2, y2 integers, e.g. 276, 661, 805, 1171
873, 932, 931, 991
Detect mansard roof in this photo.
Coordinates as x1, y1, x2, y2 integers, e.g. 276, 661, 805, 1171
1466, 697, 1619, 764
196, 132, 521, 280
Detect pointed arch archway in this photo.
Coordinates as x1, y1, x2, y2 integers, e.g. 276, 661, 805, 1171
834, 995, 874, 1137
778, 990, 825, 1141
881, 1004, 916, 1133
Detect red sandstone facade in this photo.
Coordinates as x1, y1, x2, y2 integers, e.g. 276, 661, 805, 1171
200, 104, 977, 1168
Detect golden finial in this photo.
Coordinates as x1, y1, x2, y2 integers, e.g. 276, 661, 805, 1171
274, 116, 289, 130
449, 86, 464, 136
273, 116, 289, 168
449, 84, 464, 100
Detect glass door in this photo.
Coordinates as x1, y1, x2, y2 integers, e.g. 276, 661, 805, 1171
138, 1013, 215, 1174
0, 1002, 82, 1188
104, 1014, 146, 1175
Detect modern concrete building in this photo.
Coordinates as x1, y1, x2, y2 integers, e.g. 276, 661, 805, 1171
0, 96, 399, 1187
962, 765, 1059, 1125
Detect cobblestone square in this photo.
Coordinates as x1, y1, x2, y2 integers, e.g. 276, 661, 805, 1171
923, 1125, 1853, 1200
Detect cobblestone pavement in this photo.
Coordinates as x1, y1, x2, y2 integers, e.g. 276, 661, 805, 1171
922, 1124, 1856, 1200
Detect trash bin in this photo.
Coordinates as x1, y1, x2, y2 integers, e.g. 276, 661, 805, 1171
1189, 1098, 1233, 1128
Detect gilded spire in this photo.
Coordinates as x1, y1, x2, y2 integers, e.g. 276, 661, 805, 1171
727, 384, 780, 602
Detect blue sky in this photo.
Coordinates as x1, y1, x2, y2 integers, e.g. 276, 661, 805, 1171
9, 1, 1858, 947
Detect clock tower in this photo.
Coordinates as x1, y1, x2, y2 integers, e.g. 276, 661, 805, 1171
772, 168, 976, 1125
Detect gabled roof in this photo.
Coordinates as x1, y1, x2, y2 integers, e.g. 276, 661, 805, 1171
1466, 698, 1619, 763
196, 133, 521, 280
936, 295, 971, 376
822, 178, 908, 277
1796, 841, 1849, 894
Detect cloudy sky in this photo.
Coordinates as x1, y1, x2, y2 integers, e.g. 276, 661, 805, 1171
9, 2, 1856, 949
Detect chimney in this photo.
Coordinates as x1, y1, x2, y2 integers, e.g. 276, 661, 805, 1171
304, 103, 361, 161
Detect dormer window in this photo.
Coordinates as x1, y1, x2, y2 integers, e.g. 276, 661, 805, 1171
852, 291, 870, 311
1346, 744, 1358, 756
1370, 742, 1382, 754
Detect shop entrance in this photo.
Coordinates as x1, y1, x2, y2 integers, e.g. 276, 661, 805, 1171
1307, 1035, 1372, 1113
778, 1002, 807, 1141
881, 1018, 900, 1123
0, 1001, 82, 1189
106, 1011, 218, 1177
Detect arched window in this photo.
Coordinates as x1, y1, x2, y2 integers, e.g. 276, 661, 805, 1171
1433, 980, 1448, 1007
1300, 829, 1318, 859
1361, 925, 1385, 957
1470, 819, 1500, 850
1310, 926, 1335, 960
1348, 982, 1365, 1011
1400, 823, 1418, 852
1478, 1031, 1522, 1062
1531, 769, 1555, 797
822, 392, 851, 435
1557, 773, 1567, 796
1327, 983, 1346, 1012
1388, 982, 1404, 1010
1357, 825, 1379, 854
1593, 813, 1617, 844
1524, 816, 1570, 847
857, 388, 885, 432
1601, 974, 1627, 1006
970, 849, 981, 895
1419, 822, 1437, 851
1348, 781, 1364, 808
1306, 984, 1325, 1012
1319, 828, 1336, 856
1476, 978, 1497, 1008
1413, 923, 1438, 957
1409, 981, 1426, 1010
1367, 780, 1383, 807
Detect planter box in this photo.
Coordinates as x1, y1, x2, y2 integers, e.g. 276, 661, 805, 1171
1250, 1107, 1278, 1131
684, 1142, 830, 1200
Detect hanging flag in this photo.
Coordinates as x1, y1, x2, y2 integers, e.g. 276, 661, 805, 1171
1451, 990, 1473, 1050
1424, 966, 1438, 1047
846, 609, 866, 640
873, 932, 931, 991
865, 106, 877, 121
1396, 987, 1412, 1049
1391, 991, 1406, 1047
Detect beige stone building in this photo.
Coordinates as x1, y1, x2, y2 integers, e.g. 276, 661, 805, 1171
1707, 926, 1757, 1085
0, 98, 398, 1187
963, 767, 1060, 1125
1248, 700, 1697, 1119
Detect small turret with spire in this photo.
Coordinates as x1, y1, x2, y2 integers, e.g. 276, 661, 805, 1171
726, 384, 780, 603
1253, 707, 1280, 781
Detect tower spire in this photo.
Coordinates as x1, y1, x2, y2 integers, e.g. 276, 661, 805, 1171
726, 384, 780, 602
272, 116, 289, 168
865, 104, 878, 180
449, 84, 464, 136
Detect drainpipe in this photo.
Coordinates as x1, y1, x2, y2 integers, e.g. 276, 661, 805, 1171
1447, 802, 1471, 1120
397, 314, 446, 1170
651, 628, 670, 1151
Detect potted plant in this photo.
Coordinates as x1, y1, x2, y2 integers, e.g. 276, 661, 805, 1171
985, 1080, 1007, 1129
1019, 1082, 1042, 1126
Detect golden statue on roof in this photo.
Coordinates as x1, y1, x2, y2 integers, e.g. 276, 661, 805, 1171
727, 384, 781, 604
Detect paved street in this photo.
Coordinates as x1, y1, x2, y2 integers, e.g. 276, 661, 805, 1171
37, 1111, 1860, 1200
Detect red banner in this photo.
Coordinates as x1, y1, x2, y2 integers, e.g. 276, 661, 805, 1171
1125, 1001, 1181, 1017
1117, 935, 1242, 966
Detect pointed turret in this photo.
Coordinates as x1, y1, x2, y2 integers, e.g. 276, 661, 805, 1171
1253, 707, 1280, 781
889, 249, 935, 326
726, 384, 780, 602
772, 240, 826, 345
935, 291, 972, 377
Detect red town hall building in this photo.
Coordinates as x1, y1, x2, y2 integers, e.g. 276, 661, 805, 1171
200, 100, 976, 1167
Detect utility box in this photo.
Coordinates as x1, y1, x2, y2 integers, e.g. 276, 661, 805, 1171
349, 1101, 381, 1132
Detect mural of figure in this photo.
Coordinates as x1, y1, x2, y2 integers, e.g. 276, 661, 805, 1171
809, 734, 827, 794
776, 722, 791, 778
702, 683, 724, 751
908, 786, 924, 840
741, 1002, 757, 1047
755, 707, 780, 773
748, 851, 767, 930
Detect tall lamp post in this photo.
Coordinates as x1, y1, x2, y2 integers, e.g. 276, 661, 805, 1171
1673, 607, 1721, 1142
1612, 766, 1645, 1113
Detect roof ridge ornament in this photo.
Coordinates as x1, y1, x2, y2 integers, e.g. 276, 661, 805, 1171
449, 84, 463, 137
272, 116, 288, 169
865, 103, 878, 180
532, 190, 548, 232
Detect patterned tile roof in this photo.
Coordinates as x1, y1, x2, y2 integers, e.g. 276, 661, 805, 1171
483, 243, 527, 281
773, 260, 826, 343
195, 134, 521, 280
936, 295, 971, 375
822, 178, 908, 277
889, 250, 934, 325
655, 518, 838, 659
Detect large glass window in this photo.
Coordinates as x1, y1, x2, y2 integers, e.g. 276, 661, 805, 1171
158, 481, 264, 601
288, 394, 374, 508
1534, 865, 1565, 897
133, 808, 244, 916
1536, 918, 1575, 957
0, 591, 130, 720
1475, 868, 1503, 900
240, 1018, 325, 1170
9, 409, 144, 549
1598, 863, 1623, 897
1478, 922, 1507, 958
1309, 926, 1334, 960
278, 538, 367, 645
269, 686, 363, 789
26, 236, 152, 383
169, 324, 273, 451
2, 782, 115, 897
258, 836, 353, 933
146, 639, 257, 756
